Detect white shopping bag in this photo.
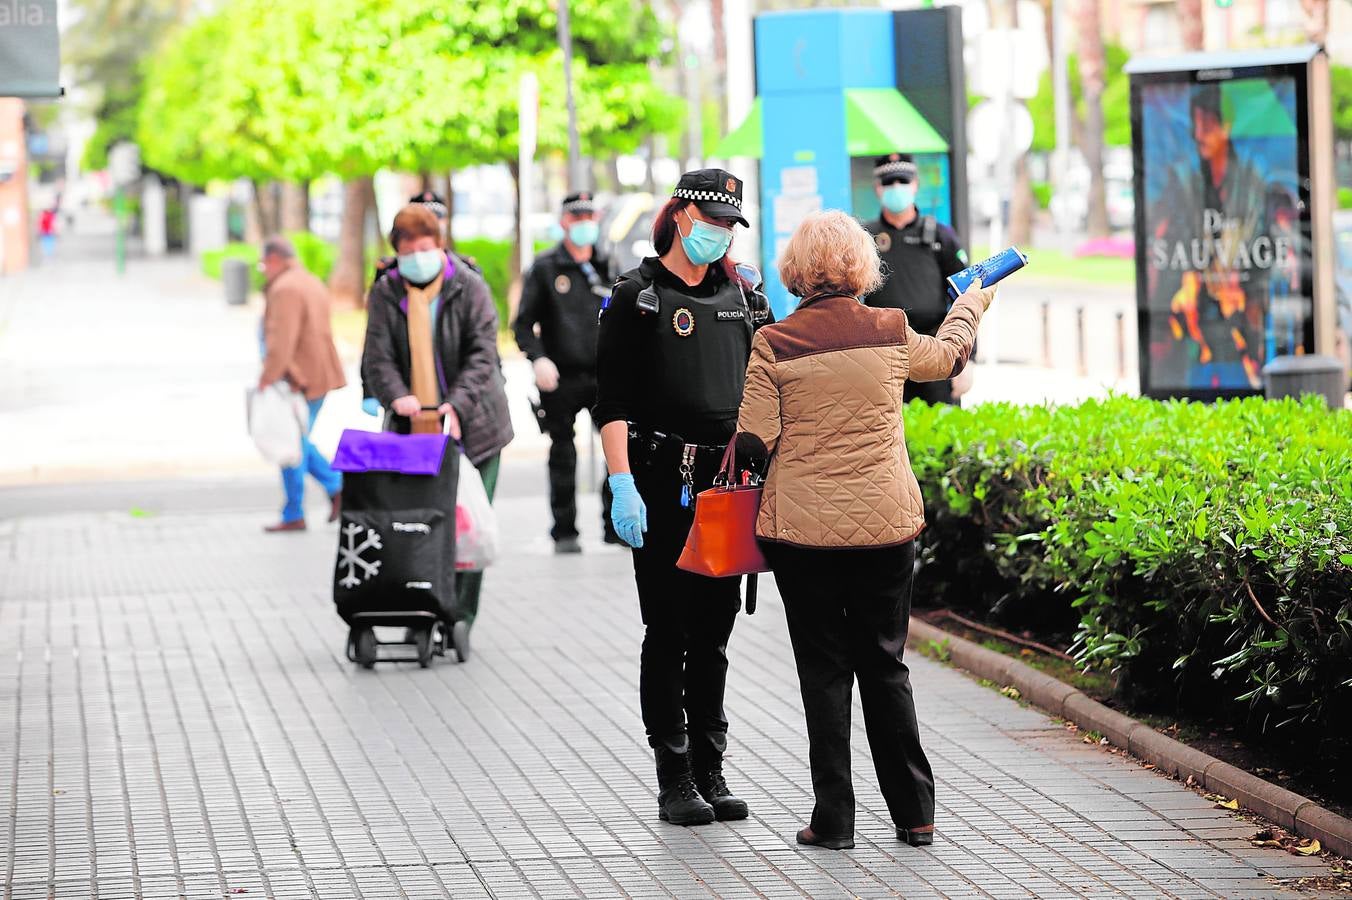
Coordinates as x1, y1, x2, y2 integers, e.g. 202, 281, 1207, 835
246, 383, 308, 468
455, 454, 499, 571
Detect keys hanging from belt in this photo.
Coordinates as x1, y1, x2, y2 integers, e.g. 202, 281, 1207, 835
679, 444, 697, 508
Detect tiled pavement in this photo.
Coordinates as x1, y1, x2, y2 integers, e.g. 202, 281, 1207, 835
1, 488, 1342, 900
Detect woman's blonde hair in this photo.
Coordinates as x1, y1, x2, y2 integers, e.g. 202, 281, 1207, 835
777, 210, 884, 300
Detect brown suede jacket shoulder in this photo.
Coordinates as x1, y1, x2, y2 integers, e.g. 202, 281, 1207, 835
735, 293, 984, 549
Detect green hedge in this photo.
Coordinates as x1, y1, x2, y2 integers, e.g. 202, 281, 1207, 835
905, 396, 1352, 748
201, 231, 336, 291
1339, 186, 1352, 210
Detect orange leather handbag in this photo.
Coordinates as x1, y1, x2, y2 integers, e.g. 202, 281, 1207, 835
677, 438, 770, 612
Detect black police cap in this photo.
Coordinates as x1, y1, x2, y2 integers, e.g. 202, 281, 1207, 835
409, 190, 448, 220
561, 191, 597, 215
672, 168, 749, 227
873, 153, 917, 185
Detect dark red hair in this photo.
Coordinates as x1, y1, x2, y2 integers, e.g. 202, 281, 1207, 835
652, 197, 750, 288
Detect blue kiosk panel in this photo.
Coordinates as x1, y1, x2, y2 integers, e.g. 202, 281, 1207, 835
755, 10, 896, 318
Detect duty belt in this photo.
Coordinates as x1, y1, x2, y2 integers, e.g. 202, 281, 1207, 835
627, 424, 726, 509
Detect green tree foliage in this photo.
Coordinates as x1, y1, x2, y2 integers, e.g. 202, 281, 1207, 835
138, 0, 680, 185
1332, 63, 1352, 141
64, 0, 192, 170
1027, 43, 1131, 153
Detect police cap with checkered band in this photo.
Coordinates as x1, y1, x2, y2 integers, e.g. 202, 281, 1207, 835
873, 153, 918, 185
561, 191, 597, 215
672, 168, 749, 228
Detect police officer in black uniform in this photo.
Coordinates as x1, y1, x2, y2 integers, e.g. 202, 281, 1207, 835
862, 153, 970, 404
594, 168, 772, 827
513, 192, 618, 553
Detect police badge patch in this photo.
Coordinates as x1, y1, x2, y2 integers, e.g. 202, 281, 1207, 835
875, 232, 892, 253
554, 274, 571, 294
672, 308, 695, 337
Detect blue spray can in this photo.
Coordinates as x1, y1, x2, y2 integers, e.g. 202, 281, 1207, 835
946, 246, 1029, 300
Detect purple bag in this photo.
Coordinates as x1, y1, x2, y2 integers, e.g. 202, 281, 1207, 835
332, 429, 448, 476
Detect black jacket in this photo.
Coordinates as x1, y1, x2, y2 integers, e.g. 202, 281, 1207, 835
361, 253, 514, 467
512, 244, 613, 374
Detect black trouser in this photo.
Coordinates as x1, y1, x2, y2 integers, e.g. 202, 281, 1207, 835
903, 378, 955, 405
540, 374, 613, 541
763, 540, 935, 838
630, 437, 742, 751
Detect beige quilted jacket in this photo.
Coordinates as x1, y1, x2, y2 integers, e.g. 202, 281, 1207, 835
736, 293, 984, 548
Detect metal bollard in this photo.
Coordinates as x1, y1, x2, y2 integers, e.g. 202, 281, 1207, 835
1076, 307, 1087, 377
1115, 311, 1127, 382
1041, 301, 1052, 368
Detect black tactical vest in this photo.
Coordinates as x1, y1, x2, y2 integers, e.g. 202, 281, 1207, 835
644, 279, 755, 421
865, 215, 947, 334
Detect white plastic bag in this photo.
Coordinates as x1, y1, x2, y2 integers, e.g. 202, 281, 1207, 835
455, 454, 499, 571
246, 383, 308, 468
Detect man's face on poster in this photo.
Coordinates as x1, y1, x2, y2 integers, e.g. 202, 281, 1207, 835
1191, 106, 1229, 164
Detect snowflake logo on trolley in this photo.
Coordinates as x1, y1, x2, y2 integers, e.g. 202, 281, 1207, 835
337, 522, 383, 588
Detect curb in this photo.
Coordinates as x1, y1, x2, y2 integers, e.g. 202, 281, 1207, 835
908, 617, 1352, 858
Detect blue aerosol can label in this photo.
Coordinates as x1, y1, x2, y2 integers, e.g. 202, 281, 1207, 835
946, 246, 1029, 300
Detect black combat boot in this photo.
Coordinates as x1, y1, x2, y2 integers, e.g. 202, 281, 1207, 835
691, 732, 749, 821
654, 739, 715, 826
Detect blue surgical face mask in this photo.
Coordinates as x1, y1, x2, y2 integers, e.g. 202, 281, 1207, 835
397, 249, 443, 284
880, 182, 917, 214
568, 220, 599, 247
679, 209, 734, 265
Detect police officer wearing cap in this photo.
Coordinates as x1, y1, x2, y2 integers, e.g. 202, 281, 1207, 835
862, 153, 970, 405
513, 192, 619, 553
594, 168, 772, 827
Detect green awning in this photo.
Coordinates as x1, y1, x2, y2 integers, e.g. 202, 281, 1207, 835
711, 89, 949, 159
713, 99, 763, 158
843, 88, 948, 156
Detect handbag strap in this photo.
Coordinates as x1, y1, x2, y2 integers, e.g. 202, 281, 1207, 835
714, 437, 738, 487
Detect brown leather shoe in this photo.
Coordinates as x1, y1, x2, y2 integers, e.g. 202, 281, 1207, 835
329, 491, 342, 523
264, 519, 307, 533
796, 826, 854, 850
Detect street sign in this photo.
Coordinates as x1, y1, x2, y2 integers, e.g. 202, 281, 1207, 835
974, 29, 1042, 101
968, 100, 1033, 163
108, 142, 141, 186
0, 0, 60, 98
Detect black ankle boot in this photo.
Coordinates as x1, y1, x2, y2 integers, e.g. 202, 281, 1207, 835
654, 741, 715, 826
691, 733, 749, 821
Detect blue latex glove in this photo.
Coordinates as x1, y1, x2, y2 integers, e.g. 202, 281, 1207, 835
608, 473, 647, 549
361, 397, 381, 417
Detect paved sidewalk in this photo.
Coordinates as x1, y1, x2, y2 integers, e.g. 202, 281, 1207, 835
1, 489, 1340, 899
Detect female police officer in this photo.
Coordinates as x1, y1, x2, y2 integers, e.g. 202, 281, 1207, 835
593, 168, 771, 827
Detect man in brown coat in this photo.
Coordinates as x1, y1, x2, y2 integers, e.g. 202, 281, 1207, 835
258, 235, 347, 532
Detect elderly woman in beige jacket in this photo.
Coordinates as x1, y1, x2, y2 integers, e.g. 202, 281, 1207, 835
735, 210, 996, 851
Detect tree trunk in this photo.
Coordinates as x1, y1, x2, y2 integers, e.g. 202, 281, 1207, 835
1074, 0, 1110, 239
711, 0, 728, 135
1009, 155, 1034, 247
1177, 0, 1204, 51
256, 181, 282, 235
280, 181, 309, 233
244, 180, 264, 245
507, 159, 523, 318
1298, 0, 1329, 45
330, 176, 375, 310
